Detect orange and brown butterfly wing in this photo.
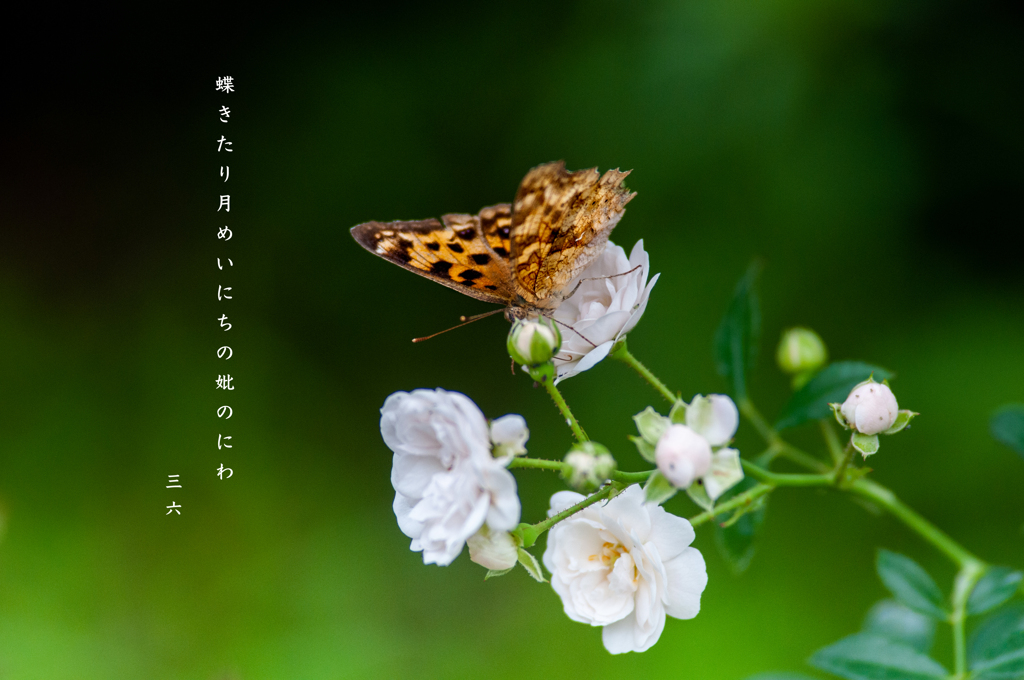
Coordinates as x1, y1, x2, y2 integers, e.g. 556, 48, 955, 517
509, 161, 635, 307
350, 213, 516, 305
478, 203, 513, 261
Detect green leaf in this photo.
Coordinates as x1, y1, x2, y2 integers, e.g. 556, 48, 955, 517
685, 480, 714, 512
808, 634, 948, 680
969, 603, 1024, 679
969, 567, 1024, 616
629, 435, 657, 464
644, 471, 678, 505
882, 410, 917, 436
875, 550, 949, 620
775, 362, 894, 431
633, 406, 670, 445
485, 567, 515, 580
669, 399, 688, 424
852, 433, 880, 457
516, 547, 546, 583
713, 262, 761, 400
745, 674, 819, 680
862, 599, 936, 654
991, 405, 1024, 457
714, 477, 767, 574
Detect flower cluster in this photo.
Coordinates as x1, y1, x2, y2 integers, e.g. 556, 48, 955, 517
377, 243, 716, 655
382, 389, 524, 566
353, 166, 979, 678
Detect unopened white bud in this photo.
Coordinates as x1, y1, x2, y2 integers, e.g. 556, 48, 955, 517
490, 414, 529, 458
507, 318, 561, 366
655, 424, 712, 488
776, 327, 828, 375
468, 527, 518, 571
563, 442, 616, 492
840, 380, 899, 435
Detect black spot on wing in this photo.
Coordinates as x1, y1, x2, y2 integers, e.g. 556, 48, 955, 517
493, 247, 508, 258
460, 269, 483, 281
430, 261, 453, 276
471, 254, 491, 265
485, 285, 498, 290
448, 242, 464, 254
456, 228, 476, 240
426, 241, 440, 251
459, 280, 476, 287
394, 250, 412, 263
498, 227, 511, 238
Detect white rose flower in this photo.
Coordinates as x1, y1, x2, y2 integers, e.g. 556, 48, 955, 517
840, 380, 899, 435
542, 485, 708, 654
382, 389, 522, 566
552, 240, 659, 383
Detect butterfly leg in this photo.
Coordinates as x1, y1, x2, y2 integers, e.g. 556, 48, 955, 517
560, 265, 643, 303
543, 313, 598, 349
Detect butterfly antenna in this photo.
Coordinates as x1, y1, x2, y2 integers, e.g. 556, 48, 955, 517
411, 308, 505, 343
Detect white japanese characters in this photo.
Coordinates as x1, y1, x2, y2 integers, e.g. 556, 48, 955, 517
213, 76, 236, 491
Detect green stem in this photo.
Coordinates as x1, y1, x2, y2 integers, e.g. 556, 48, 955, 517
509, 457, 654, 488
509, 457, 568, 474
832, 442, 855, 486
739, 398, 828, 472
612, 469, 655, 485
609, 341, 676, 403
820, 420, 845, 465
528, 363, 588, 442
950, 562, 986, 678
739, 397, 777, 444
517, 484, 617, 547
689, 482, 775, 527
849, 479, 983, 571
741, 459, 833, 487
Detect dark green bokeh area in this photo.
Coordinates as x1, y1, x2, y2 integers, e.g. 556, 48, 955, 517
1, 2, 1022, 678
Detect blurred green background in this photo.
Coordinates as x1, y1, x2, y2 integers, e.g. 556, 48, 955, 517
1, 2, 1022, 678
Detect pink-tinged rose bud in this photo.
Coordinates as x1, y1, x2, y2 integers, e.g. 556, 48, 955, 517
655, 424, 712, 488
840, 380, 899, 435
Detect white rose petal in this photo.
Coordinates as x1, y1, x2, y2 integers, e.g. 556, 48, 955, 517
840, 381, 899, 436
552, 240, 659, 383
686, 394, 739, 446
702, 448, 744, 502
382, 389, 522, 566
543, 486, 708, 654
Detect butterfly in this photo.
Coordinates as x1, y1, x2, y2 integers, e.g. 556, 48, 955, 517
351, 161, 635, 327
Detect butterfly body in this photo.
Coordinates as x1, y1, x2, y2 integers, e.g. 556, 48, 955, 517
351, 161, 635, 321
